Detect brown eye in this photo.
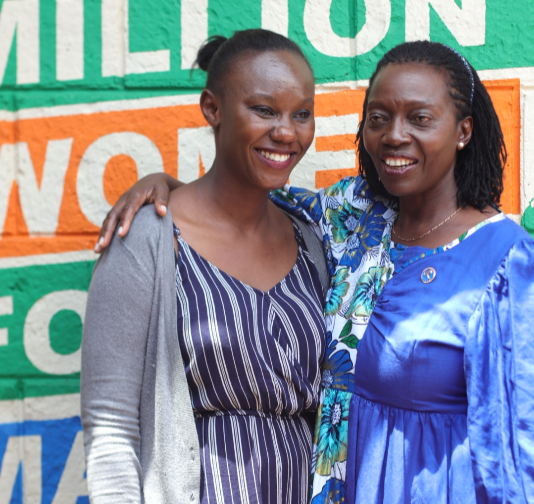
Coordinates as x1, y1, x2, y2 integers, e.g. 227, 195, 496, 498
253, 106, 274, 116
368, 114, 386, 125
414, 115, 430, 123
294, 110, 310, 119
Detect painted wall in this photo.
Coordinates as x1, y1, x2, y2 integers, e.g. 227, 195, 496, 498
0, 0, 533, 501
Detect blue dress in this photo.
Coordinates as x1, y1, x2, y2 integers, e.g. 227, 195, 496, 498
173, 223, 326, 504
271, 176, 534, 503
345, 216, 534, 503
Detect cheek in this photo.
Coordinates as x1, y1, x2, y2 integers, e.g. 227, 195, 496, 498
362, 127, 377, 156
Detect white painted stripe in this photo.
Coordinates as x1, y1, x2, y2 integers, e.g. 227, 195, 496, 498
316, 79, 370, 92
0, 250, 97, 269
478, 67, 534, 85
0, 393, 80, 423
316, 113, 359, 136
315, 67, 534, 93
0, 93, 202, 122
0, 67, 530, 122
0, 399, 22, 424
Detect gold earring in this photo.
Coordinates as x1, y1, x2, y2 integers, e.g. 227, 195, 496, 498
458, 141, 465, 149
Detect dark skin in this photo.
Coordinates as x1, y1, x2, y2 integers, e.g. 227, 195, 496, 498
167, 51, 315, 291
364, 63, 497, 248
99, 50, 315, 292
96, 62, 498, 254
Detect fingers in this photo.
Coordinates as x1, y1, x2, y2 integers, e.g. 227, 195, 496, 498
94, 206, 121, 253
116, 189, 148, 238
153, 184, 170, 217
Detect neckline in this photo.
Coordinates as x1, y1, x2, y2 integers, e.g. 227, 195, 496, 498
173, 222, 304, 296
391, 212, 505, 274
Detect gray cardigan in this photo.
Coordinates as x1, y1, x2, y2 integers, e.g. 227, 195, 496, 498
81, 206, 329, 503
81, 208, 200, 503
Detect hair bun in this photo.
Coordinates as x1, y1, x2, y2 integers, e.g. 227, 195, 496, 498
195, 36, 228, 72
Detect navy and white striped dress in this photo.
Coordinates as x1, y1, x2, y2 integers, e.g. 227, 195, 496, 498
174, 223, 326, 504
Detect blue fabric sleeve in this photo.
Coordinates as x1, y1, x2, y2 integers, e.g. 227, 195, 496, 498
465, 238, 534, 503
270, 184, 324, 224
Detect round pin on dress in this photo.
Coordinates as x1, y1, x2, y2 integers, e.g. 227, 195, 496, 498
421, 267, 436, 284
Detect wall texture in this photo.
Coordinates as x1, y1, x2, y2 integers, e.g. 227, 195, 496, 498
0, 0, 533, 501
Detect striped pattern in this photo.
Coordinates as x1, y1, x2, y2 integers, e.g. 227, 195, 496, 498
174, 224, 326, 504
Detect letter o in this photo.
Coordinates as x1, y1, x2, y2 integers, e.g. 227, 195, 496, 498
77, 132, 165, 226
303, 0, 391, 57
24, 290, 87, 375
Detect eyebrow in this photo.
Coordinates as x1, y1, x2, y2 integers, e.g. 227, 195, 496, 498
248, 93, 314, 104
367, 99, 434, 108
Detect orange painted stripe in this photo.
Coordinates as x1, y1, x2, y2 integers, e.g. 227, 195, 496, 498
0, 81, 521, 259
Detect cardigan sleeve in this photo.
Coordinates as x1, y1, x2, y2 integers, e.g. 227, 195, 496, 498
81, 232, 156, 503
465, 238, 534, 503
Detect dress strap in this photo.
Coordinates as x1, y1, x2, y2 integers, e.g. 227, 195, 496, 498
284, 212, 330, 296
172, 222, 181, 239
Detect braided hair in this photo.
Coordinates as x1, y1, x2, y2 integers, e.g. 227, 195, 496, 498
194, 29, 313, 95
356, 41, 506, 209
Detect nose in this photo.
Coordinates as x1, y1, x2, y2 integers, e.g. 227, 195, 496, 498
270, 116, 297, 144
383, 116, 411, 146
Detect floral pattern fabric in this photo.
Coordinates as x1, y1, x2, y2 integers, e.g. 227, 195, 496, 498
271, 176, 504, 503
272, 176, 398, 503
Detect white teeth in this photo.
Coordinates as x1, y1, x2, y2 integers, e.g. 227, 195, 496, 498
259, 150, 290, 162
384, 158, 415, 167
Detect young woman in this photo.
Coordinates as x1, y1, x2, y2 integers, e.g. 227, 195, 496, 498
97, 41, 534, 503
81, 30, 328, 503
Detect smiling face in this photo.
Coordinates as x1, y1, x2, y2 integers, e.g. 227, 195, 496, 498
203, 50, 315, 191
362, 62, 472, 201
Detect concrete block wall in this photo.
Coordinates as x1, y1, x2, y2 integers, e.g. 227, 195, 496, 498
0, 0, 532, 501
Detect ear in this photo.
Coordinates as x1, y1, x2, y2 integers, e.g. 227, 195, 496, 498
200, 89, 221, 129
457, 116, 473, 150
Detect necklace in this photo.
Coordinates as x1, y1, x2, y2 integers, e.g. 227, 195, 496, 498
392, 207, 462, 242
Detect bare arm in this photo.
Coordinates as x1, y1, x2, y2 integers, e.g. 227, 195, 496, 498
95, 173, 182, 252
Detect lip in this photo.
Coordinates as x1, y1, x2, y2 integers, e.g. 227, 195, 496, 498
380, 153, 419, 177
255, 148, 296, 171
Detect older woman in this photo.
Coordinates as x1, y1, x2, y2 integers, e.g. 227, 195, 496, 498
97, 41, 534, 503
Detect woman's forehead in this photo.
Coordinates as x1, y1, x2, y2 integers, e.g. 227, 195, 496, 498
229, 51, 315, 96
369, 62, 450, 103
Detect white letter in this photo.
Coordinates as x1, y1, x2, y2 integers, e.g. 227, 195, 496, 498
17, 139, 73, 235
101, 0, 125, 77
56, 0, 84, 81
24, 290, 87, 375
405, 0, 486, 46
0, 296, 13, 346
124, 0, 170, 74
0, 435, 42, 504
303, 0, 390, 57
0, 143, 16, 234
178, 126, 215, 183
52, 431, 88, 503
291, 114, 359, 189
261, 0, 288, 37
0, 0, 39, 84
181, 0, 208, 69
77, 132, 164, 226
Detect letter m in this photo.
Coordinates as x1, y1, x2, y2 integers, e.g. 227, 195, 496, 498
0, 0, 39, 85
